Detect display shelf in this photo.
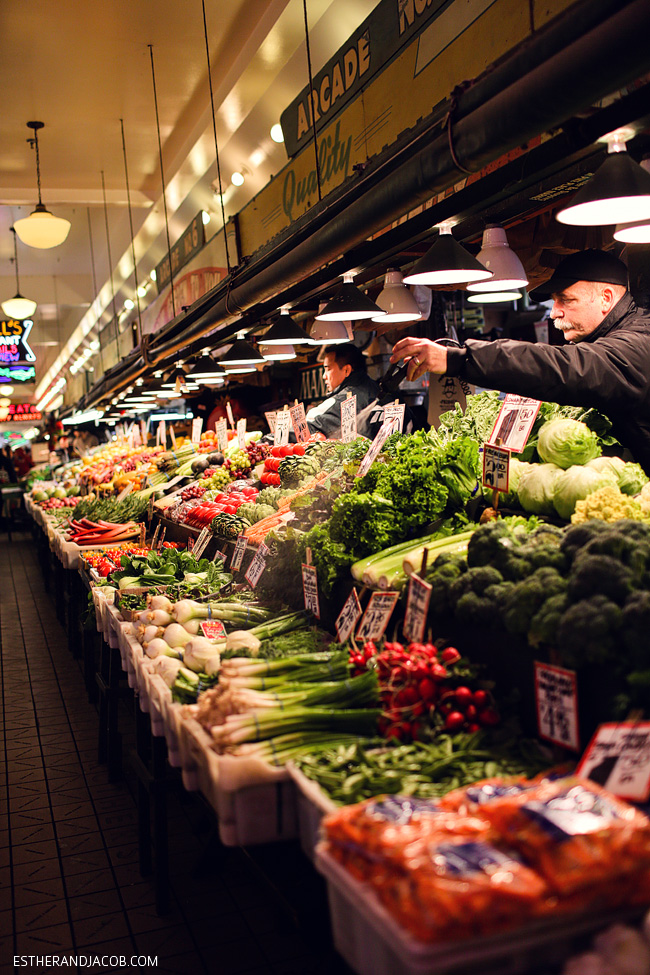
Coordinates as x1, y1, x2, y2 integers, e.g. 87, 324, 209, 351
286, 762, 337, 861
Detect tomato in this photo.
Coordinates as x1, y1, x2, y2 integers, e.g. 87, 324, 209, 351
223, 504, 238, 514
279, 444, 293, 457
292, 444, 305, 456
271, 446, 282, 457
454, 686, 473, 708
271, 474, 282, 486
242, 487, 257, 496
260, 473, 270, 485
444, 711, 466, 732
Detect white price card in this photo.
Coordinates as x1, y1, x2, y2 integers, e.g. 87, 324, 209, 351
215, 418, 228, 453
140, 420, 148, 445
116, 482, 134, 502
157, 420, 166, 447
482, 443, 511, 493
245, 548, 268, 587
356, 417, 400, 479
534, 661, 580, 751
577, 722, 650, 803
170, 425, 177, 450
200, 619, 227, 642
230, 534, 248, 571
226, 401, 235, 429
383, 403, 405, 433
274, 409, 291, 447
290, 402, 310, 443
335, 588, 362, 644
191, 418, 203, 444
301, 563, 320, 619
340, 395, 357, 443
265, 411, 277, 436
404, 574, 432, 643
488, 395, 541, 453
214, 550, 228, 564
193, 527, 211, 559
356, 591, 399, 642
236, 418, 247, 451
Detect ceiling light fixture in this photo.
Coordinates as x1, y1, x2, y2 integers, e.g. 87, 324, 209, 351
2, 228, 37, 320
201, 210, 211, 225
262, 307, 314, 346
467, 225, 529, 292
467, 291, 522, 303
310, 303, 353, 344
316, 272, 385, 321
259, 343, 296, 361
403, 222, 494, 286
231, 172, 245, 187
613, 158, 650, 242
556, 129, 650, 226
14, 122, 71, 249
371, 269, 422, 322
270, 124, 284, 144
186, 351, 226, 381
219, 335, 265, 366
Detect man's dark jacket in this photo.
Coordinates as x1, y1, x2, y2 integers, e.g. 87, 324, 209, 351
306, 369, 381, 438
445, 294, 650, 474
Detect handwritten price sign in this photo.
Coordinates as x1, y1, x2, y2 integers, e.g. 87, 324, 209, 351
230, 534, 247, 571
265, 411, 277, 436
356, 591, 399, 642
274, 410, 291, 447
215, 418, 228, 452
191, 417, 203, 444
301, 563, 320, 618
236, 418, 247, 451
335, 588, 362, 644
383, 403, 405, 433
290, 402, 310, 443
193, 527, 211, 559
488, 395, 541, 453
534, 661, 579, 751
482, 443, 511, 493
356, 418, 399, 479
245, 544, 269, 588
404, 574, 432, 643
340, 395, 357, 443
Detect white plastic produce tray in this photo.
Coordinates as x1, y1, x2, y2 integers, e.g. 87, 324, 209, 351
286, 762, 337, 861
315, 846, 643, 975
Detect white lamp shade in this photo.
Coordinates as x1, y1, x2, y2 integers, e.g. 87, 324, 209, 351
1, 294, 37, 319
14, 208, 71, 249
259, 343, 296, 360
467, 226, 528, 291
467, 291, 522, 303
372, 270, 422, 321
614, 219, 650, 243
556, 151, 650, 226
310, 318, 353, 344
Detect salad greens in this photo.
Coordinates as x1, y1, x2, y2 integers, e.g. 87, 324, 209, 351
111, 548, 232, 591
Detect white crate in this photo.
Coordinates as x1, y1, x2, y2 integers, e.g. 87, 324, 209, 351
286, 763, 336, 861
177, 713, 216, 794
147, 672, 170, 738
315, 847, 642, 975
160, 699, 183, 768
214, 777, 298, 847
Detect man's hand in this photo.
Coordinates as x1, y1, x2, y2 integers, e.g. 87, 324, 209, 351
390, 337, 448, 381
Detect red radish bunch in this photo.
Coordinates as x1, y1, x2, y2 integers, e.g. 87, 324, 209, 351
349, 640, 499, 743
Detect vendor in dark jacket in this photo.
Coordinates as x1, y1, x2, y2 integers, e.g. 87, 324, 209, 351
391, 250, 650, 474
306, 343, 380, 438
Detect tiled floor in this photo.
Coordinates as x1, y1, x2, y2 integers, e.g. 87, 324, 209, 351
1, 532, 353, 975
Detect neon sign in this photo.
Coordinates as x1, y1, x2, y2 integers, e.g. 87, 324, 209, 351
0, 319, 37, 383
0, 404, 42, 423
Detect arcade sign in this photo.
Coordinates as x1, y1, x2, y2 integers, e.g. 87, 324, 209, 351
0, 318, 37, 384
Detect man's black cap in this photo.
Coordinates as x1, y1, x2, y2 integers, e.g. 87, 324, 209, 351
529, 249, 629, 301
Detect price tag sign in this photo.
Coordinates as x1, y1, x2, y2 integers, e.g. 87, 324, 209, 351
214, 549, 228, 564
482, 443, 511, 493
335, 588, 362, 644
215, 418, 228, 452
245, 548, 268, 587
147, 494, 155, 522
577, 722, 650, 803
165, 474, 185, 491
301, 563, 320, 618
356, 591, 399, 642
274, 409, 291, 447
170, 425, 177, 450
290, 402, 310, 443
116, 482, 134, 502
151, 522, 162, 550
140, 420, 148, 445
139, 523, 147, 547
200, 619, 227, 642
157, 420, 167, 447
534, 661, 580, 751
191, 418, 203, 444
236, 418, 247, 451
230, 534, 248, 571
193, 527, 211, 559
265, 411, 277, 435
226, 401, 235, 429
488, 395, 541, 453
356, 418, 399, 479
404, 574, 432, 643
155, 527, 167, 551
340, 395, 357, 443
383, 403, 405, 433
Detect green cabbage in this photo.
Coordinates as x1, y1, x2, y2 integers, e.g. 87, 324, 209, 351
617, 462, 649, 496
537, 418, 601, 469
552, 465, 618, 520
517, 463, 563, 515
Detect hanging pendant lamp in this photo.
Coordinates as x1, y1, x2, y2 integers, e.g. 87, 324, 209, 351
613, 158, 650, 242
316, 272, 385, 321
186, 350, 226, 381
220, 335, 265, 367
262, 307, 314, 345
14, 122, 71, 249
2, 227, 37, 320
310, 303, 353, 344
403, 223, 494, 286
371, 269, 422, 322
259, 343, 296, 361
466, 225, 528, 292
467, 291, 522, 303
556, 129, 650, 226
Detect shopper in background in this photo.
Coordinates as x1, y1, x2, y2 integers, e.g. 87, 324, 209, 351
0, 446, 18, 483
305, 344, 381, 438
390, 249, 650, 473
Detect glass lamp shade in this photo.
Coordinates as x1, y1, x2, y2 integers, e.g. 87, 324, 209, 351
259, 343, 296, 361
14, 205, 71, 249
1, 294, 37, 319
316, 272, 384, 321
371, 270, 422, 321
467, 291, 522, 303
466, 226, 528, 291
403, 227, 494, 286
556, 152, 650, 226
220, 339, 265, 366
261, 314, 313, 345
310, 319, 353, 344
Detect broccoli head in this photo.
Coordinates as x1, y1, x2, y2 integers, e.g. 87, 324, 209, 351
556, 595, 623, 666
528, 593, 570, 648
560, 519, 611, 562
501, 567, 568, 636
621, 590, 650, 671
568, 552, 637, 605
576, 524, 650, 584
427, 555, 468, 618
466, 520, 526, 569
448, 565, 504, 612
454, 590, 503, 628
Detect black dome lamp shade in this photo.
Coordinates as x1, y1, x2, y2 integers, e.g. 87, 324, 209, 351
315, 272, 385, 321
403, 222, 494, 286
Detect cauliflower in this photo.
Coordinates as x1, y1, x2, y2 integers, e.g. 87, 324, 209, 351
637, 480, 650, 516
571, 485, 645, 524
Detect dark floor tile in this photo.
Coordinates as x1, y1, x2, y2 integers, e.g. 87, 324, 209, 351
198, 934, 267, 974
133, 922, 199, 957
57, 832, 105, 857
151, 952, 209, 975
175, 886, 236, 920
13, 876, 65, 909
68, 888, 123, 921
61, 849, 111, 877
8, 793, 50, 813
49, 787, 92, 807
13, 900, 71, 934
55, 816, 101, 839
106, 841, 140, 866
72, 911, 131, 946
111, 862, 148, 889
43, 762, 84, 778
115, 880, 156, 910
73, 934, 137, 957
0, 829, 9, 849
12, 858, 64, 886
10, 824, 56, 847
10, 808, 53, 829
64, 869, 118, 898
188, 909, 250, 948
7, 767, 46, 785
